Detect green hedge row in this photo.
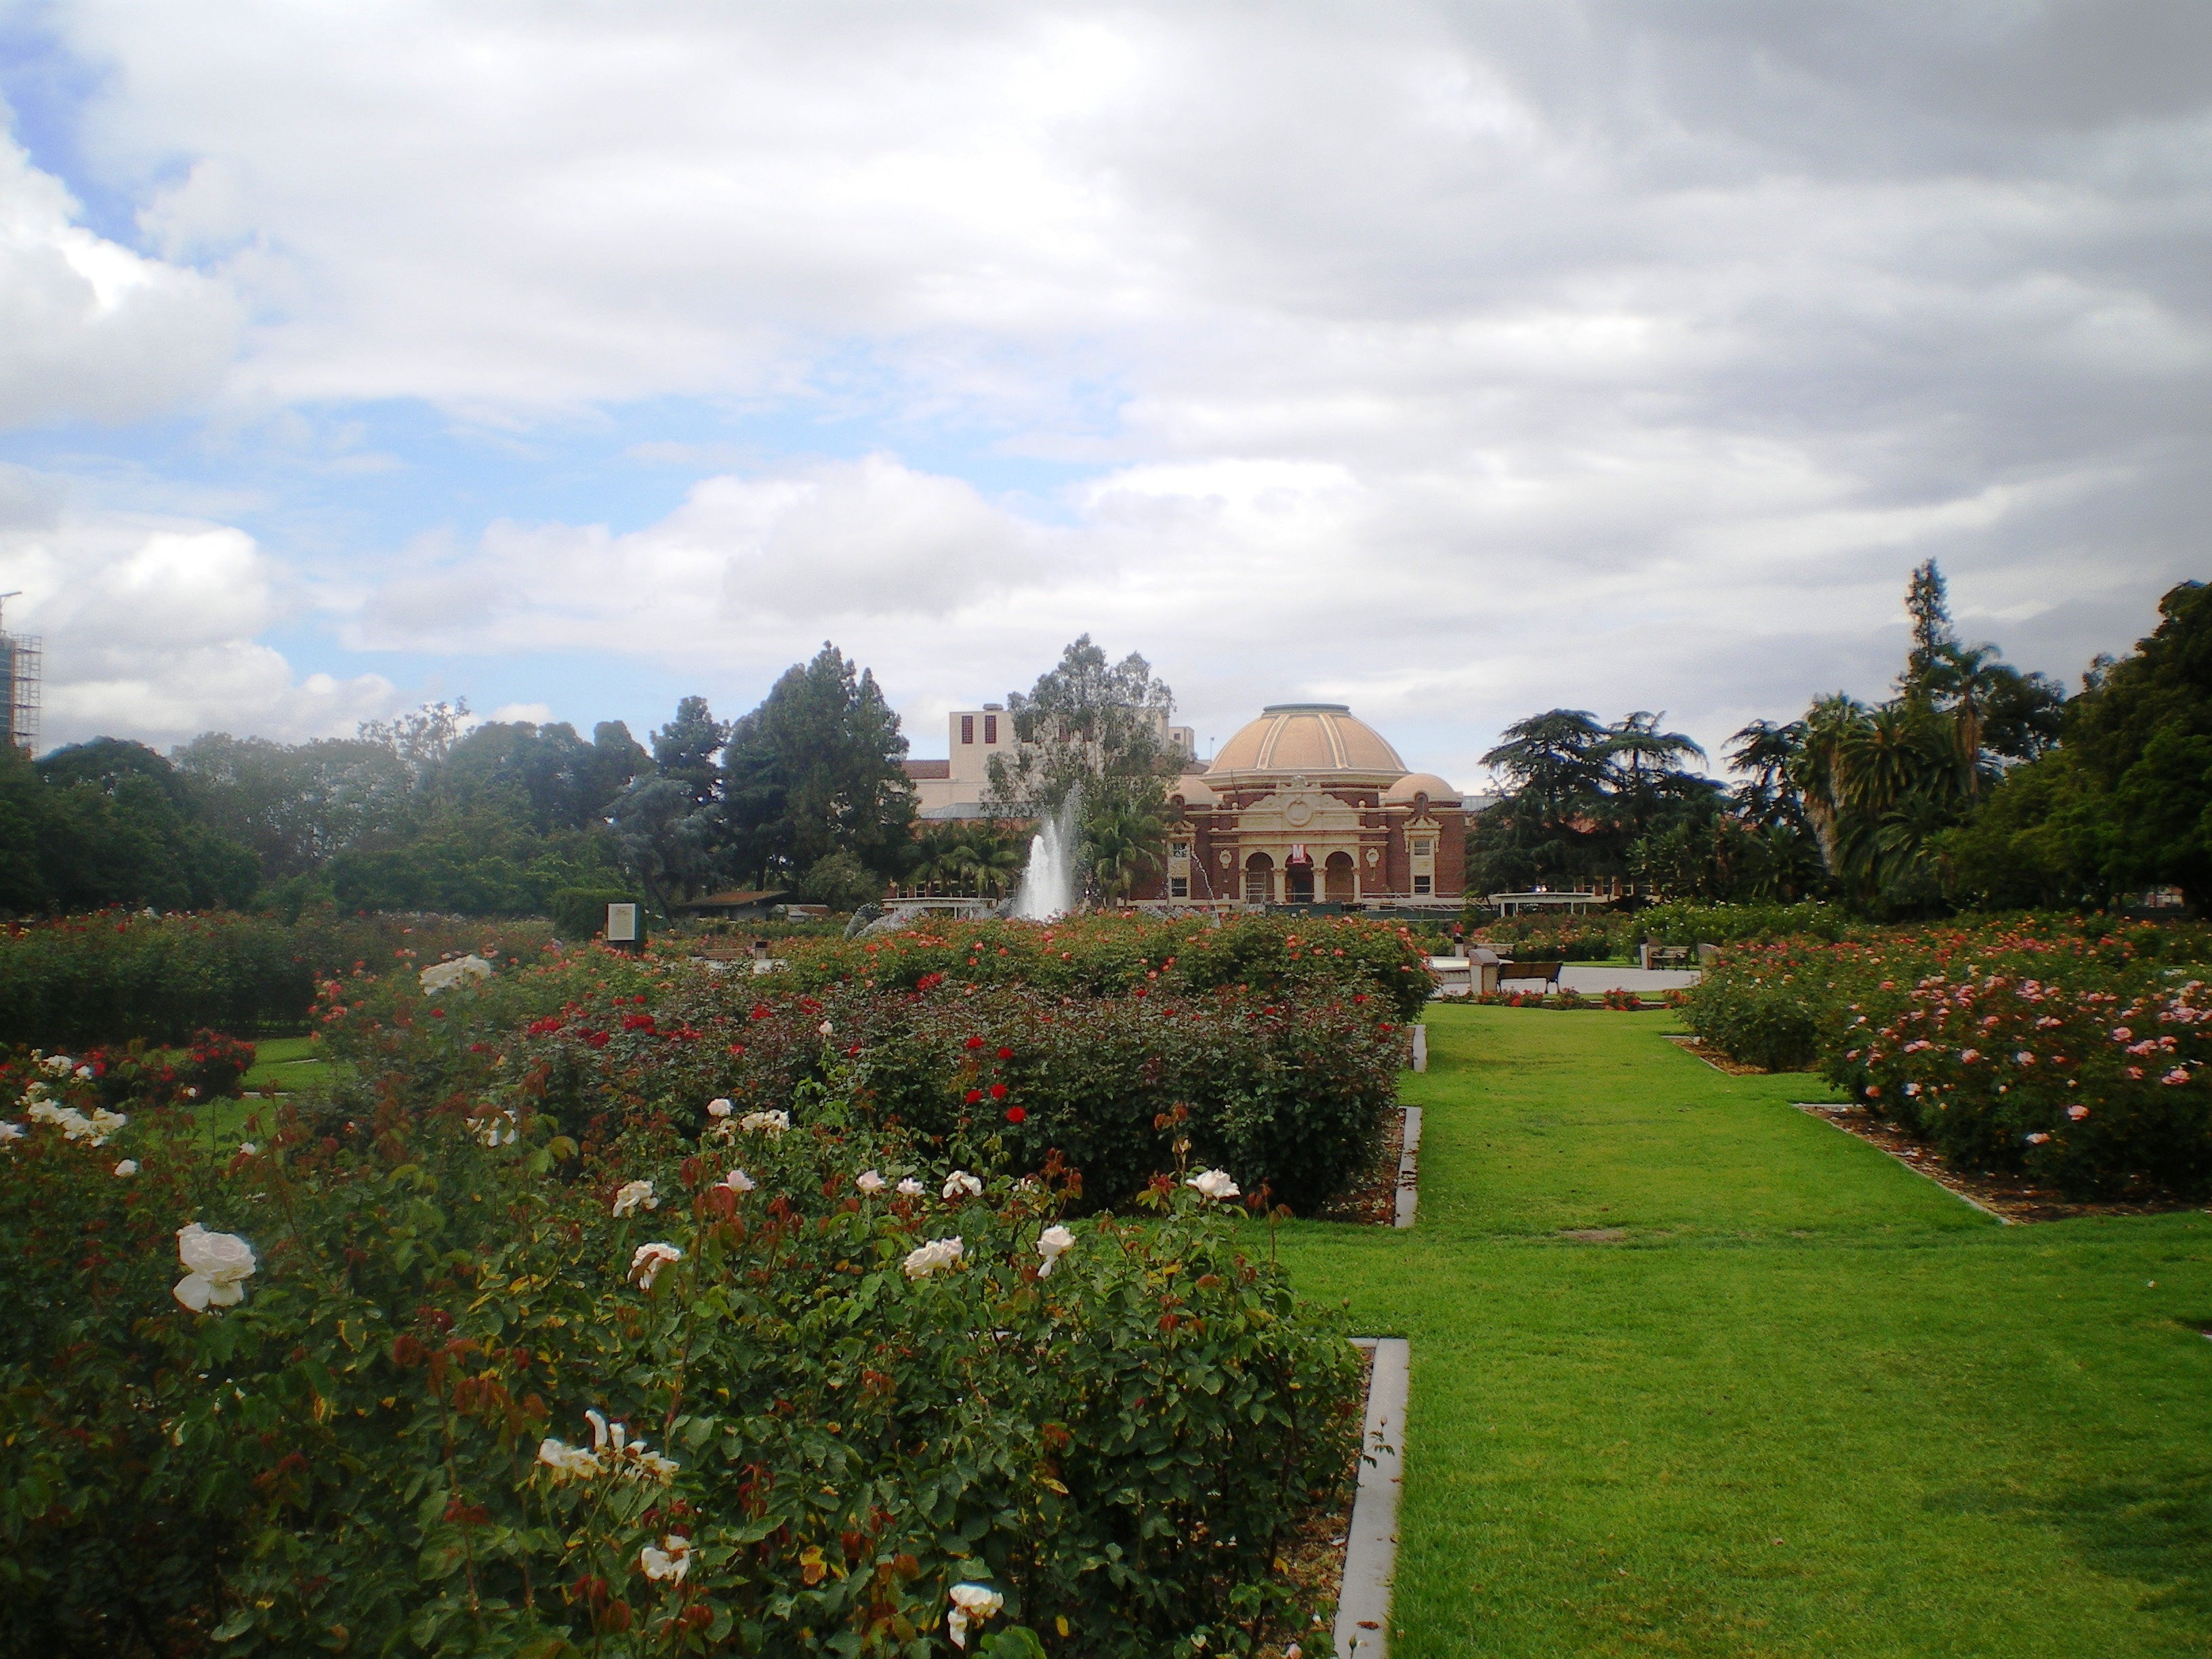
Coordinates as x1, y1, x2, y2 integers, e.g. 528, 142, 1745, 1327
0, 911, 556, 1048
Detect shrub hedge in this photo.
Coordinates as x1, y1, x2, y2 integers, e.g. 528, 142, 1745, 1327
1683, 917, 2212, 1193
0, 910, 556, 1048
1, 1056, 1357, 1657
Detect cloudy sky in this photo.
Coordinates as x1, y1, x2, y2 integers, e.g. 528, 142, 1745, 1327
1, 1, 2206, 785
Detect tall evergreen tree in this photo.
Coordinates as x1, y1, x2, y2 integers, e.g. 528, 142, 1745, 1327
721, 644, 915, 892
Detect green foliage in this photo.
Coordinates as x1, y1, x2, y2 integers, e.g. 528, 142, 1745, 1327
722, 646, 918, 890
800, 850, 888, 912
1469, 709, 1717, 897
1, 1019, 1359, 1656
770, 912, 1437, 1023
551, 887, 646, 941
983, 636, 1180, 823
1957, 581, 2212, 908
1634, 899, 1856, 947
0, 739, 262, 914
0, 911, 554, 1048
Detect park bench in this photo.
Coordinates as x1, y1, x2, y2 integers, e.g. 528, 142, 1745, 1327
1496, 959, 1563, 989
1640, 943, 1693, 969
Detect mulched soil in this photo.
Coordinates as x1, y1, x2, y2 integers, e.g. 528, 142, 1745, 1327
1792, 1101, 2203, 1224
1315, 1110, 1406, 1225
1253, 1345, 1372, 1658
1662, 1033, 1795, 1078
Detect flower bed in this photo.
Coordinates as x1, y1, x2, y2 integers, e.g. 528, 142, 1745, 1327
313, 939, 1404, 1217
0, 1052, 1361, 1656
1682, 918, 2212, 1195
775, 913, 1437, 1023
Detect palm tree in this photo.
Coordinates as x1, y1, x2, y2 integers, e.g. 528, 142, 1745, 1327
1084, 799, 1164, 904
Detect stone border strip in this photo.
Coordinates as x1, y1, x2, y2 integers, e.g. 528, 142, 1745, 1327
1336, 1338, 1409, 1658
1790, 1103, 2012, 1225
1393, 1108, 1422, 1229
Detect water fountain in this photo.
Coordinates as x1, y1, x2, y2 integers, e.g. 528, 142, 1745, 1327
1009, 791, 1082, 921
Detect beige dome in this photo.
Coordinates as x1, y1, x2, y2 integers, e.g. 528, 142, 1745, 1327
1385, 771, 1460, 806
1169, 773, 1218, 806
1207, 704, 1407, 781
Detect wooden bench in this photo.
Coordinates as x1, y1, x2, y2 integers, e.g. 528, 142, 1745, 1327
1496, 959, 1562, 988
1641, 944, 1692, 968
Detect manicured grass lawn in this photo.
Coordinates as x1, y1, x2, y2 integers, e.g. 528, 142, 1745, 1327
1271, 1006, 2212, 1657
240, 1034, 348, 1094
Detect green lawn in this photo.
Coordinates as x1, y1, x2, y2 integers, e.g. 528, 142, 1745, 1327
240, 1034, 348, 1094
1272, 1005, 2212, 1657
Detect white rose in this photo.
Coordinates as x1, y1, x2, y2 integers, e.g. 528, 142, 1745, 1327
943, 1170, 983, 1201
611, 1179, 657, 1216
1036, 1224, 1076, 1277
856, 1168, 886, 1193
173, 1223, 257, 1311
897, 1177, 924, 1197
629, 1242, 683, 1290
739, 1109, 790, 1135
724, 1168, 757, 1193
947, 1583, 1004, 1649
903, 1237, 964, 1279
640, 1534, 693, 1582
1185, 1168, 1240, 1202
536, 1437, 601, 1480
707, 1098, 734, 1118
418, 955, 495, 995
113, 1159, 139, 1176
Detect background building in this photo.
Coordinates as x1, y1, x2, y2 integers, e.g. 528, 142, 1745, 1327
904, 703, 1195, 818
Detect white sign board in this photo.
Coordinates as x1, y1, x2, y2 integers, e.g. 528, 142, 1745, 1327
605, 903, 639, 942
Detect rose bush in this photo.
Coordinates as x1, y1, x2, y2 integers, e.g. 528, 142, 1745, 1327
312, 936, 1403, 1216
774, 913, 1435, 1023
1684, 917, 2212, 1193
1, 1054, 1360, 1657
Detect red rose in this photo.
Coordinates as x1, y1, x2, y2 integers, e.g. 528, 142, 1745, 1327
728, 1044, 745, 1057
964, 1036, 985, 1050
996, 1046, 1013, 1060
1005, 1107, 1027, 1125
966, 1089, 984, 1104
989, 1082, 1008, 1101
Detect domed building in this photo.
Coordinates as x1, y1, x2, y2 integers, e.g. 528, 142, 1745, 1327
1143, 704, 1467, 909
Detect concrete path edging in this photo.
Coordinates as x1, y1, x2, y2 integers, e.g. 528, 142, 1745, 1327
1336, 1336, 1410, 1659
1393, 1108, 1422, 1229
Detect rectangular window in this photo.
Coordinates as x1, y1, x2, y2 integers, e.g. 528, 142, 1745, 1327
960, 714, 974, 745
1171, 842, 1191, 861
984, 714, 998, 743
1170, 876, 1189, 898
1412, 838, 1433, 858
1414, 875, 1433, 895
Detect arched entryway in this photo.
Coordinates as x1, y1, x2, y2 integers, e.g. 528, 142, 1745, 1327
1244, 851, 1275, 905
1285, 848, 1315, 904
1324, 850, 1356, 903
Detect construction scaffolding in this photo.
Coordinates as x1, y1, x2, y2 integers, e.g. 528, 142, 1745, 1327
0, 592, 39, 756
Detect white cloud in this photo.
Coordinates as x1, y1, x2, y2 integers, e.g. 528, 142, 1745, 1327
0, 476, 393, 749
0, 128, 239, 427
5, 1, 2205, 772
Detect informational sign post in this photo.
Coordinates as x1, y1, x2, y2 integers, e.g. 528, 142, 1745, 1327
605, 903, 640, 951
